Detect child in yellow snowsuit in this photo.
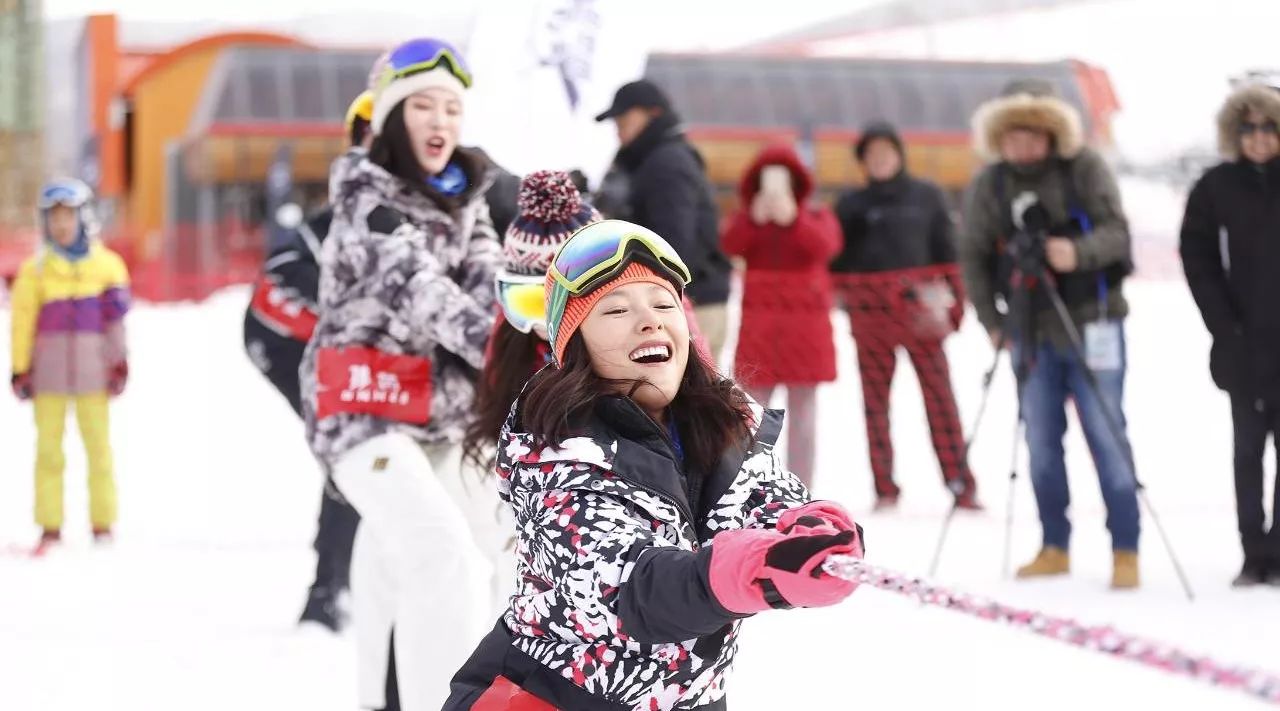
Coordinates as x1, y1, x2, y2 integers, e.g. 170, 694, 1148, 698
9, 179, 130, 552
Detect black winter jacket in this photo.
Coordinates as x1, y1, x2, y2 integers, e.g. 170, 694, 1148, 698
602, 113, 731, 305
1180, 158, 1280, 401
831, 172, 956, 273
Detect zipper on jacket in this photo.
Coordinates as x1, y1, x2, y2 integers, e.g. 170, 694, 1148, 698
622, 477, 699, 548
630, 405, 702, 543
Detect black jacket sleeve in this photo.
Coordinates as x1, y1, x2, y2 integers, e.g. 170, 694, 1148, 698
1179, 171, 1238, 338
926, 184, 958, 265
485, 168, 521, 239
616, 546, 748, 644
633, 145, 703, 261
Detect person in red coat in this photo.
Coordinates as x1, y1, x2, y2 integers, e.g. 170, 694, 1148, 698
832, 122, 980, 510
723, 144, 840, 487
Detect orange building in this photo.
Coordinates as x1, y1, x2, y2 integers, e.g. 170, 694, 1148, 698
74, 14, 376, 299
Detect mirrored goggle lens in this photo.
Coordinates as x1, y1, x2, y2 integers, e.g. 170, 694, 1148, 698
552, 231, 690, 293
39, 186, 83, 209
386, 38, 472, 88
497, 277, 546, 334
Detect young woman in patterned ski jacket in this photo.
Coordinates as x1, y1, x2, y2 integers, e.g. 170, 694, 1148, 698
446, 219, 865, 711
297, 38, 505, 711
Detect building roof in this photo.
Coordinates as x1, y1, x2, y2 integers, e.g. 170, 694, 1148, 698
188, 45, 381, 137
645, 53, 1091, 135
122, 31, 304, 96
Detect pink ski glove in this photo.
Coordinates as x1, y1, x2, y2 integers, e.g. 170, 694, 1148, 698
777, 500, 859, 536
708, 524, 863, 615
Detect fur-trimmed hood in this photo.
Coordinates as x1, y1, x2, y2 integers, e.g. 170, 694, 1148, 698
971, 78, 1085, 163
1217, 83, 1280, 160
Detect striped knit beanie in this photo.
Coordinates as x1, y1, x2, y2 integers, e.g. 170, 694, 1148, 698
503, 170, 601, 276
546, 261, 680, 366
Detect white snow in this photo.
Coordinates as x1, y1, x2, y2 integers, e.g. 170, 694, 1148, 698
1, 276, 1276, 710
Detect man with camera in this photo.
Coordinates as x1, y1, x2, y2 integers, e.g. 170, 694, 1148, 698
959, 79, 1140, 590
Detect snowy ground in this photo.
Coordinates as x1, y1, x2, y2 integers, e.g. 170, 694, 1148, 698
1, 276, 1276, 710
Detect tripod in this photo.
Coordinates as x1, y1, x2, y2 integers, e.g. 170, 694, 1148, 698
927, 241, 1195, 601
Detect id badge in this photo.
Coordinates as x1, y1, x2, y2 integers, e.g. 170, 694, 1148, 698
1084, 321, 1123, 371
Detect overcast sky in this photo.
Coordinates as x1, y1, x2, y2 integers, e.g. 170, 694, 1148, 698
42, 0, 868, 51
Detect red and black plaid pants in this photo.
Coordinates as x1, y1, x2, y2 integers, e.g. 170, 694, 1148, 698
836, 266, 976, 500
855, 333, 975, 499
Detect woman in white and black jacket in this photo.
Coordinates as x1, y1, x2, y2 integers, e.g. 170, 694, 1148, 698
445, 219, 865, 711
299, 38, 506, 711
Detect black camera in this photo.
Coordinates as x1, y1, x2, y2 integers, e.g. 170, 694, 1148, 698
1007, 191, 1051, 273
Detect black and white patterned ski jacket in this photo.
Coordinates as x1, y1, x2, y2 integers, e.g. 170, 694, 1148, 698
445, 393, 812, 711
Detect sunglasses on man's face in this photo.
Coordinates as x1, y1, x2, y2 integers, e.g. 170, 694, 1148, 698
1239, 120, 1279, 136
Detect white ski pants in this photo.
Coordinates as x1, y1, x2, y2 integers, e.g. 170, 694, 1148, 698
333, 432, 512, 711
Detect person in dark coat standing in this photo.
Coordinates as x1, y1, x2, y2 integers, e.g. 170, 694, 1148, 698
722, 143, 839, 488
1180, 82, 1280, 588
594, 79, 733, 361
832, 122, 979, 511
242, 92, 373, 632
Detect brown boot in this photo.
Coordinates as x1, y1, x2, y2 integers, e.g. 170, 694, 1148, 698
1015, 546, 1070, 578
1112, 550, 1140, 590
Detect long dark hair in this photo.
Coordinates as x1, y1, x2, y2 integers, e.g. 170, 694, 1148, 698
519, 334, 753, 477
463, 320, 545, 469
369, 104, 428, 187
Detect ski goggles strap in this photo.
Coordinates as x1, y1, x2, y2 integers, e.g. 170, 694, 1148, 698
547, 221, 692, 297
495, 272, 547, 334
380, 38, 473, 90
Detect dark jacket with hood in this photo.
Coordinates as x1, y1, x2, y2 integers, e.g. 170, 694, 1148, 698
1181, 84, 1280, 402
832, 125, 956, 276
959, 82, 1132, 345
832, 125, 966, 343
599, 112, 732, 306
445, 396, 810, 711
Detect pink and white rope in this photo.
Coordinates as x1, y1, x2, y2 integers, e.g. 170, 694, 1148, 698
823, 555, 1280, 705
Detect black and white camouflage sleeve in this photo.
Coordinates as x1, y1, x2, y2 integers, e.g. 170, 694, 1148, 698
456, 200, 503, 311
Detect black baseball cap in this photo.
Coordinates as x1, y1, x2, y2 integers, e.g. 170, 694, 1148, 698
594, 80, 671, 122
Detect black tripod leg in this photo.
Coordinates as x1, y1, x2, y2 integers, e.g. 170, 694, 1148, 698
1002, 417, 1024, 578
927, 337, 1008, 578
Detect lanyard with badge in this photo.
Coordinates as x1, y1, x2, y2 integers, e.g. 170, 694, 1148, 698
1072, 209, 1123, 371
1084, 278, 1123, 371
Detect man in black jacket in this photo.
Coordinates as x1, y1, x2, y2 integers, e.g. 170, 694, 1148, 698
594, 80, 732, 359
1181, 82, 1280, 588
